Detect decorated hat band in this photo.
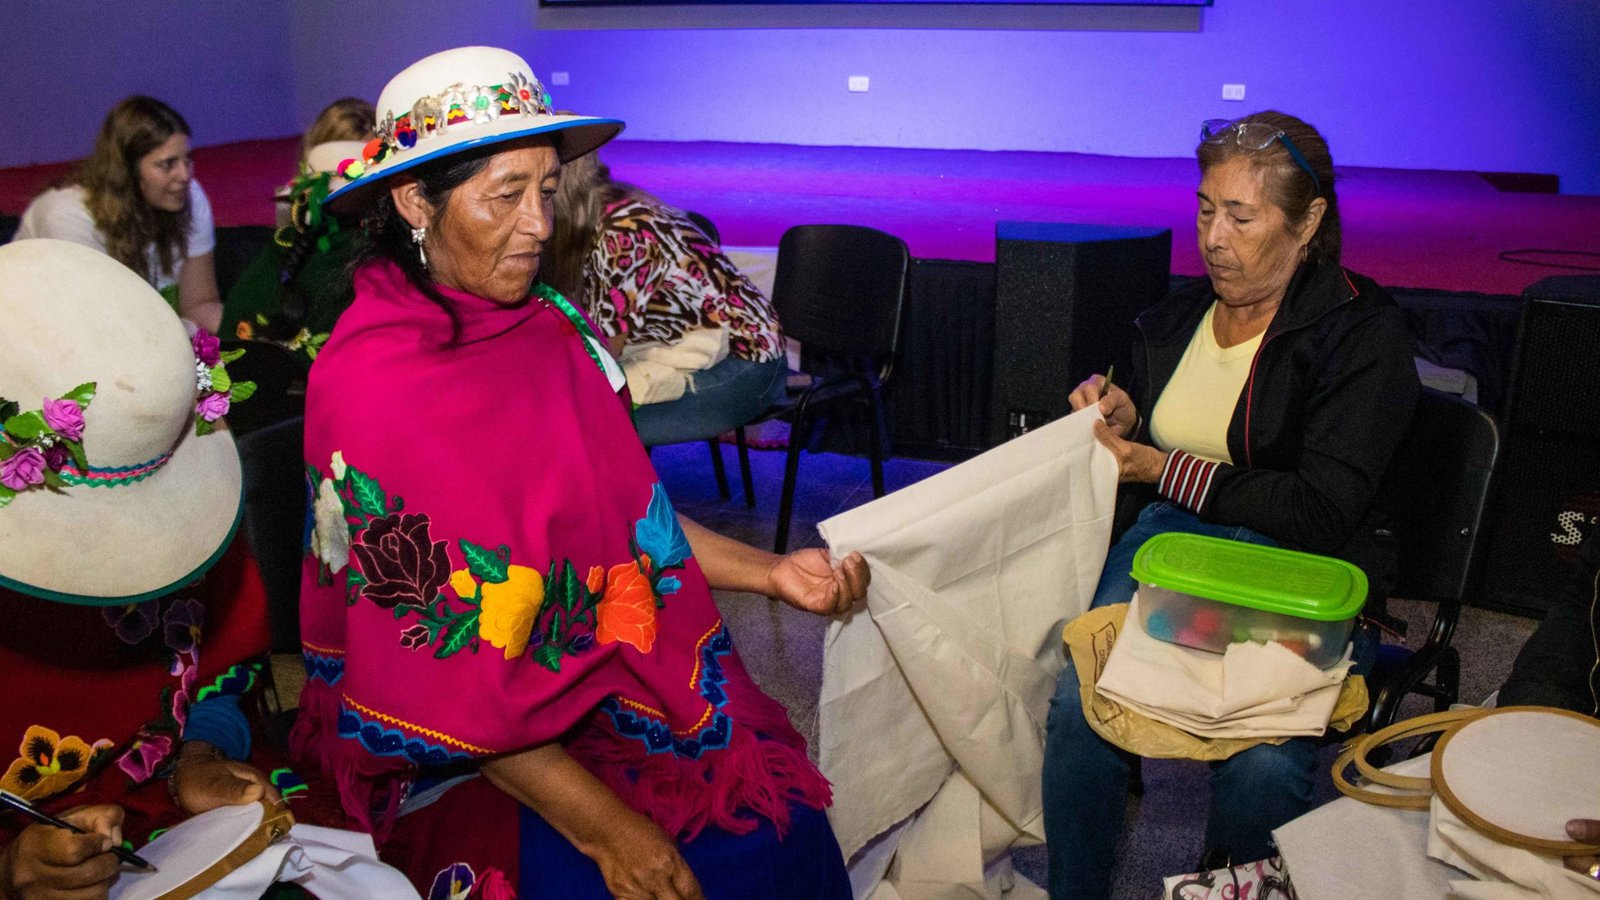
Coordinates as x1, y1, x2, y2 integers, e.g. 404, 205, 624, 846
340, 72, 555, 181
0, 329, 252, 508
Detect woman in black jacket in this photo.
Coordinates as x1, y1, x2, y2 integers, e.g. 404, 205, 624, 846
1042, 111, 1420, 900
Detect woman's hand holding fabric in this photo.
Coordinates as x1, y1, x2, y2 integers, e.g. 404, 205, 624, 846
766, 549, 870, 616
0, 805, 123, 900
589, 812, 705, 900
1091, 419, 1169, 485
1068, 374, 1138, 439
171, 742, 280, 816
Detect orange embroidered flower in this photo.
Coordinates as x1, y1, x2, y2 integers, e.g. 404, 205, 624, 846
476, 565, 545, 660
585, 565, 605, 595
595, 558, 658, 654
0, 726, 105, 801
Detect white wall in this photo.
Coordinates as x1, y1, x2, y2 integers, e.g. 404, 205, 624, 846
0, 1, 296, 167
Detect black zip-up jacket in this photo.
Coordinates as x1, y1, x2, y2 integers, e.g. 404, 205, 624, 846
1125, 260, 1421, 600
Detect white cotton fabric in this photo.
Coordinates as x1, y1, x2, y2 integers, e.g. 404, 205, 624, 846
15, 181, 215, 292
1094, 595, 1354, 739
619, 324, 728, 404
818, 406, 1118, 898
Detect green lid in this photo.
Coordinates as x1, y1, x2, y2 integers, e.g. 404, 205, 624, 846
1129, 532, 1368, 621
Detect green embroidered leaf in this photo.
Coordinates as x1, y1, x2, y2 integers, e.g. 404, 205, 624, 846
42, 470, 64, 489
347, 468, 387, 518
551, 560, 581, 612
0, 442, 13, 462
345, 568, 367, 606
62, 383, 96, 406
460, 539, 509, 584
219, 349, 246, 364
393, 605, 408, 620
2, 411, 48, 441
532, 643, 563, 672
434, 610, 480, 659
230, 381, 258, 403
0, 486, 14, 508
208, 364, 232, 393
195, 418, 216, 437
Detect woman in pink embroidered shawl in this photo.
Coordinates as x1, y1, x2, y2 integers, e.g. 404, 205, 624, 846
292, 47, 868, 900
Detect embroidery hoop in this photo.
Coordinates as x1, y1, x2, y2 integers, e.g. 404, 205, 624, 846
109, 799, 294, 900
1431, 706, 1600, 855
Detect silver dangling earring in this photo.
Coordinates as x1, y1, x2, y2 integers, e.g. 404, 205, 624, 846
411, 226, 428, 268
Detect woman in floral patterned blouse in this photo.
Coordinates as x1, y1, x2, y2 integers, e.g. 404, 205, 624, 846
546, 148, 786, 447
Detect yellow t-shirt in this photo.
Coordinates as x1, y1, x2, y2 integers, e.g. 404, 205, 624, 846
1148, 303, 1263, 465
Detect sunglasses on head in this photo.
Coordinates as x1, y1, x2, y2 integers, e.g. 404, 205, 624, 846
1201, 118, 1323, 198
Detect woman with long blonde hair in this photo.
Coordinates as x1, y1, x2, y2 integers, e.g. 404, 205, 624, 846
15, 96, 222, 332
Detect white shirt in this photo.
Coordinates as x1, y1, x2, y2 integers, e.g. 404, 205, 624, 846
14, 180, 216, 297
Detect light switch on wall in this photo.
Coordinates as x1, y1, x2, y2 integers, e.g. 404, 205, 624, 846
1222, 83, 1246, 101
551, 71, 570, 86
848, 76, 870, 93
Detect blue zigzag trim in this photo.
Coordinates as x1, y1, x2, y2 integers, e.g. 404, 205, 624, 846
601, 625, 735, 760
335, 706, 473, 768
302, 651, 345, 686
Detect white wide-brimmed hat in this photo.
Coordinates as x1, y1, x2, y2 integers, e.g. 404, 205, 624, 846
323, 46, 624, 214
0, 239, 243, 605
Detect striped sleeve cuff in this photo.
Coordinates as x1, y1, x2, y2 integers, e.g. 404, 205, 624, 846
1158, 450, 1220, 514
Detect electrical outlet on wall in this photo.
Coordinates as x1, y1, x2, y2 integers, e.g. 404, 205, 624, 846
551, 71, 570, 86
1222, 83, 1246, 101
848, 76, 870, 93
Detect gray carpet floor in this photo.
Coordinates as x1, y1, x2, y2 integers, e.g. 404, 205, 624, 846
271, 440, 1537, 898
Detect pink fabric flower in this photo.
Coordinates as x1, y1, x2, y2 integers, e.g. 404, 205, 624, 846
41, 398, 85, 441
0, 447, 46, 490
475, 868, 515, 900
196, 392, 231, 422
192, 329, 222, 367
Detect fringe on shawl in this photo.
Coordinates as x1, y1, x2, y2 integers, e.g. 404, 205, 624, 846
289, 677, 410, 842
566, 682, 832, 842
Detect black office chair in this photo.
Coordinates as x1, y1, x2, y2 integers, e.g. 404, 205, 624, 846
731, 225, 910, 552
218, 339, 306, 436
1364, 387, 1500, 731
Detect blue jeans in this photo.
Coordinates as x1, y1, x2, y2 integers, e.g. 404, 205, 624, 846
633, 355, 785, 448
1045, 502, 1377, 899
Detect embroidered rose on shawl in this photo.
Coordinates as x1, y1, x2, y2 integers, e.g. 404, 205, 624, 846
475, 565, 545, 660
310, 478, 351, 573
428, 862, 475, 900
596, 558, 659, 654
399, 623, 431, 651
103, 602, 160, 644
0, 726, 108, 801
351, 513, 451, 610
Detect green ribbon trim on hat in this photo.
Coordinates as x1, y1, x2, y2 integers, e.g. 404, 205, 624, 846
0, 479, 244, 607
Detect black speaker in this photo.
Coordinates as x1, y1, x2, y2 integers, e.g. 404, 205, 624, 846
989, 222, 1171, 447
1480, 275, 1600, 615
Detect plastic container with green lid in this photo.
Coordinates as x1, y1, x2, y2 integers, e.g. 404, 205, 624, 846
1129, 532, 1368, 669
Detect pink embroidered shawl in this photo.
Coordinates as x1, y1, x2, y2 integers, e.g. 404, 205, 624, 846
291, 261, 827, 841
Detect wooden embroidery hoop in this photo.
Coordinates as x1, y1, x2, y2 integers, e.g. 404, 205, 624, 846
1431, 706, 1600, 856
1332, 708, 1482, 810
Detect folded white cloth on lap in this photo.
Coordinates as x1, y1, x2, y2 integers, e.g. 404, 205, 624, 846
620, 324, 729, 405
1094, 595, 1353, 739
1429, 796, 1600, 900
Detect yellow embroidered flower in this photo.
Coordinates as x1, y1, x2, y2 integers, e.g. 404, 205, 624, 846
450, 568, 478, 601
476, 565, 544, 660
0, 726, 105, 801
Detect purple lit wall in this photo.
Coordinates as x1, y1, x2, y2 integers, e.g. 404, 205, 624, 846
289, 0, 1600, 194
4, 1, 1596, 194
0, 1, 295, 167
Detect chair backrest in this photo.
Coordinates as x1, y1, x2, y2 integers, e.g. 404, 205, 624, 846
685, 210, 721, 246
1377, 387, 1500, 604
219, 339, 306, 434
771, 224, 909, 367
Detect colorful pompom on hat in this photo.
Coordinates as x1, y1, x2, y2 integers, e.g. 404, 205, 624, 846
0, 239, 244, 605
322, 46, 624, 214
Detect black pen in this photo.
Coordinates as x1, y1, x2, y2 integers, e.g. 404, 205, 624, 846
0, 789, 157, 871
